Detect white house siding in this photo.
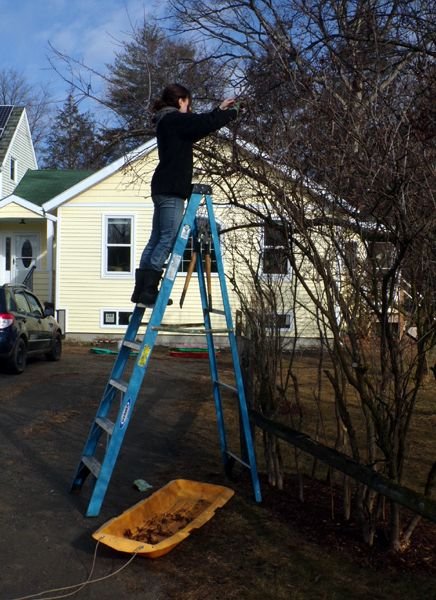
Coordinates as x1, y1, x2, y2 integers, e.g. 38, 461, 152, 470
1, 112, 37, 198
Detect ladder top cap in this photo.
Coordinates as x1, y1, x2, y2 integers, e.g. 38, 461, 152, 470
191, 184, 212, 195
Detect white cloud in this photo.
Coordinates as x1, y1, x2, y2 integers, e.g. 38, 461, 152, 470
0, 0, 166, 106
38, 1, 161, 70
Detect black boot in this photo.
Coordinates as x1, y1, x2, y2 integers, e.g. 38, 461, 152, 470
136, 269, 162, 306
130, 269, 147, 303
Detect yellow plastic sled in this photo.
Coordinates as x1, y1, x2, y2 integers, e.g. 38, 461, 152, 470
92, 479, 234, 559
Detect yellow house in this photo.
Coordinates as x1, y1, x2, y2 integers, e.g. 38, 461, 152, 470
1, 136, 324, 345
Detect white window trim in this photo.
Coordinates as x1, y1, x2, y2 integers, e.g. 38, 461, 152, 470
101, 214, 135, 278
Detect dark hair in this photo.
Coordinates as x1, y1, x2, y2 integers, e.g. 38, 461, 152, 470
153, 83, 192, 112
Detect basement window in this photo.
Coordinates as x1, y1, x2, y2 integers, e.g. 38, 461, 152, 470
265, 311, 294, 331
101, 310, 133, 327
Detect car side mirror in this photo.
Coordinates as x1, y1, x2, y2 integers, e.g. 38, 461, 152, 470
44, 302, 55, 317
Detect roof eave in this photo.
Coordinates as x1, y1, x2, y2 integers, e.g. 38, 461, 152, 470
0, 194, 57, 221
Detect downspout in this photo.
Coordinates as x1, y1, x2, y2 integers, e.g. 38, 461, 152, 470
44, 210, 54, 303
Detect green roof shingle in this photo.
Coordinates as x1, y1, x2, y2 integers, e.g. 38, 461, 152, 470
14, 169, 96, 206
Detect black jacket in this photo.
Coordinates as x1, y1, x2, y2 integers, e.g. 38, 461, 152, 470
151, 106, 237, 199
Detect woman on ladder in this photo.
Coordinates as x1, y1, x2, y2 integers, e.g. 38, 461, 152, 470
131, 83, 239, 306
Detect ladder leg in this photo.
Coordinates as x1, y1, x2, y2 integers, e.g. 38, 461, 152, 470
227, 331, 262, 502
196, 251, 229, 468
85, 407, 133, 517
205, 195, 262, 502
71, 306, 146, 494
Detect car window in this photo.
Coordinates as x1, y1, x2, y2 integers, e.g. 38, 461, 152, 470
25, 292, 44, 317
15, 291, 31, 314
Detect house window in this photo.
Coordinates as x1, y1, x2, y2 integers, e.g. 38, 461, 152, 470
343, 241, 358, 274
101, 310, 133, 327
5, 237, 11, 271
104, 216, 133, 275
369, 241, 395, 273
265, 311, 294, 331
10, 157, 17, 181
103, 311, 117, 326
21, 239, 33, 268
179, 235, 217, 273
118, 311, 132, 325
262, 221, 290, 275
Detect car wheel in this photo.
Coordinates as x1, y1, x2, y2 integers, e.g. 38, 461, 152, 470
8, 337, 27, 374
46, 333, 62, 361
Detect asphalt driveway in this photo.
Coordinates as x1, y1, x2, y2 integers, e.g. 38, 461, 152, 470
0, 344, 271, 600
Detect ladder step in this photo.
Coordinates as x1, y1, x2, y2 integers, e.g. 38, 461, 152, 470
162, 322, 205, 327
95, 416, 114, 435
109, 378, 129, 393
152, 326, 232, 334
82, 456, 101, 478
123, 340, 141, 352
208, 308, 226, 316
226, 451, 250, 470
217, 381, 238, 393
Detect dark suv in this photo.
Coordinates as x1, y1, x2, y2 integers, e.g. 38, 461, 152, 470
0, 284, 63, 374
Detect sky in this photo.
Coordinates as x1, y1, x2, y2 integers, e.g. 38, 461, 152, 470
0, 0, 167, 112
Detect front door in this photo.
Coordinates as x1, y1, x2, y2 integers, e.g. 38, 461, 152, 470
13, 234, 39, 284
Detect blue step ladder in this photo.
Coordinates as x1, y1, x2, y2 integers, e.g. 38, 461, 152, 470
71, 184, 262, 517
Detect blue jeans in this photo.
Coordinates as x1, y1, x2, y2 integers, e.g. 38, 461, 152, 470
139, 194, 185, 271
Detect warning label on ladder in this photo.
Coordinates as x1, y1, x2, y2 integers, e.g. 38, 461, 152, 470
138, 345, 151, 367
181, 224, 191, 239
166, 254, 182, 281
120, 400, 131, 428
